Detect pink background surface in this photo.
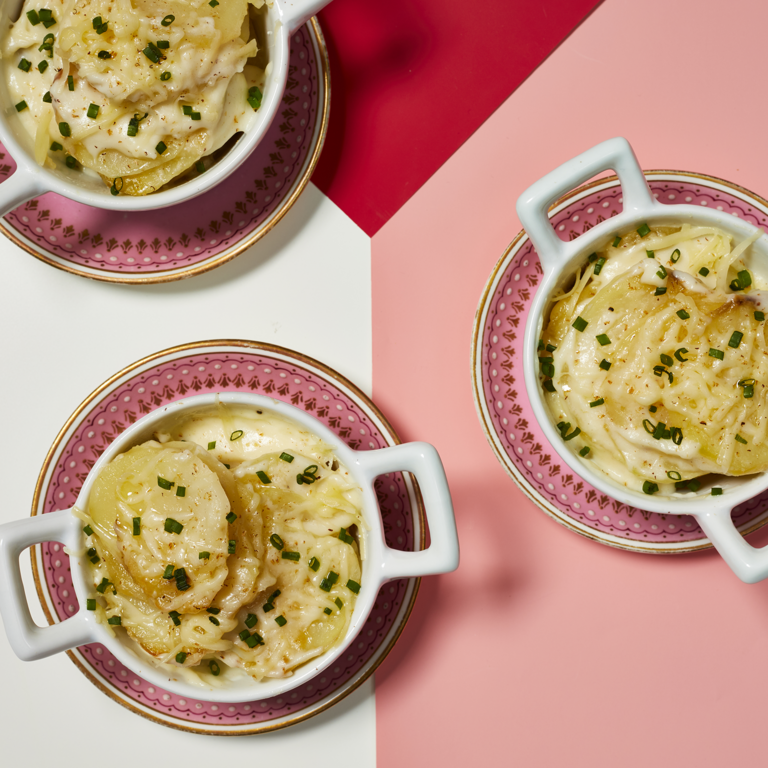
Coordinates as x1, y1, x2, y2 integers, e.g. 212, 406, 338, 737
371, 0, 768, 764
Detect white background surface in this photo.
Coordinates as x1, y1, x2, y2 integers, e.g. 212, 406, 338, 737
0, 183, 377, 763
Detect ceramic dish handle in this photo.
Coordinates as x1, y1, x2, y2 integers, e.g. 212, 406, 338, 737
0, 509, 95, 661
693, 503, 768, 584
277, 0, 332, 32
0, 168, 43, 218
516, 137, 657, 272
356, 442, 459, 581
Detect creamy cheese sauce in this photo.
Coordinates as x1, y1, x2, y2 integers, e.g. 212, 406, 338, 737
77, 404, 364, 685
3, 0, 266, 193
540, 224, 768, 495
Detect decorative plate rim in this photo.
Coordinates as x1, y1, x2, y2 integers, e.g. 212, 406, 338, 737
0, 18, 330, 286
471, 169, 768, 555
30, 339, 425, 735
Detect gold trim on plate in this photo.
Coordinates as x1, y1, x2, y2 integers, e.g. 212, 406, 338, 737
31, 339, 425, 735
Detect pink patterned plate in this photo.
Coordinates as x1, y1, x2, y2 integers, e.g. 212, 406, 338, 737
0, 21, 329, 284
31, 341, 424, 734
472, 171, 768, 554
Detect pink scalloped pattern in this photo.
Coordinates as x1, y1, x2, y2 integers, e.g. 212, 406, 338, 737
38, 347, 415, 727
0, 26, 320, 276
480, 175, 768, 547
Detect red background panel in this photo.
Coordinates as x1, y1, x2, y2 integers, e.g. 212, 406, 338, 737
314, 0, 603, 234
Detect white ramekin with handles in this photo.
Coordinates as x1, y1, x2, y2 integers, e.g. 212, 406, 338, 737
0, 0, 330, 216
0, 392, 459, 702
517, 136, 768, 584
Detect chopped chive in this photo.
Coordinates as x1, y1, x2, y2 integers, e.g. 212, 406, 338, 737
655, 287, 667, 296
346, 579, 361, 594
190, 112, 202, 121
230, 429, 244, 441
652, 422, 666, 440
67, 75, 74, 91
339, 527, 354, 544
84, 525, 94, 536
275, 615, 287, 627
579, 446, 590, 457
247, 88, 262, 110
594, 257, 606, 275
589, 398, 604, 408
182, 105, 193, 116
281, 551, 300, 561
712, 487, 723, 496
637, 223, 650, 237
126, 123, 137, 139
546, 343, 557, 352
649, 405, 657, 413
169, 610, 181, 626
728, 331, 743, 349
755, 311, 765, 321
207, 441, 216, 450
206, 607, 220, 615
108, 176, 123, 196
708, 348, 724, 360
563, 427, 581, 441
540, 363, 555, 378
612, 235, 621, 248
239, 629, 250, 641
97, 50, 111, 59
308, 556, 320, 572
228, 540, 236, 555
163, 564, 175, 579
660, 354, 674, 367
143, 45, 160, 63
226, 512, 237, 524
199, 551, 210, 559
670, 249, 681, 263
223, 464, 230, 469
736, 434, 748, 444
699, 267, 710, 277
175, 485, 186, 497
92, 15, 102, 28
87, 103, 99, 119
542, 380, 556, 392
49, 141, 62, 151
666, 470, 682, 481
262, 602, 274, 612
256, 470, 271, 484
677, 309, 690, 320
599, 359, 611, 371
156, 141, 167, 154
738, 378, 756, 386
269, 533, 284, 550
156, 40, 170, 49
96, 578, 110, 594
596, 334, 611, 346
174, 568, 189, 591
586, 251, 598, 263
26, 10, 40, 24
268, 590, 281, 603
195, 160, 205, 173
15, 100, 27, 111
107, 615, 121, 625
164, 518, 183, 534
95, 21, 107, 33
245, 613, 258, 628
557, 421, 570, 435
176, 652, 186, 664
132, 517, 141, 536
324, 607, 332, 615
18, 58, 31, 72
643, 419, 655, 434
209, 0, 219, 5
656, 265, 667, 279
674, 348, 688, 362
642, 480, 659, 495
65, 155, 79, 170
86, 598, 96, 611
319, 578, 332, 592
38, 9, 52, 21
162, 14, 175, 25
647, 250, 655, 258
246, 633, 263, 647
279, 452, 294, 463
538, 339, 544, 350
42, 16, 56, 27
160, 71, 171, 81
744, 385, 755, 399
670, 427, 683, 446
335, 597, 343, 609
572, 316, 588, 332
209, 660, 220, 676
157, 476, 174, 490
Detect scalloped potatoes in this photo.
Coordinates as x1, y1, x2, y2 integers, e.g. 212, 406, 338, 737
539, 223, 768, 495
81, 405, 365, 684
4, 0, 267, 194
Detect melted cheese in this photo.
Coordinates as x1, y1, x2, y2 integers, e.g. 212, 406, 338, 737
3, 0, 266, 193
540, 224, 768, 494
80, 404, 364, 684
